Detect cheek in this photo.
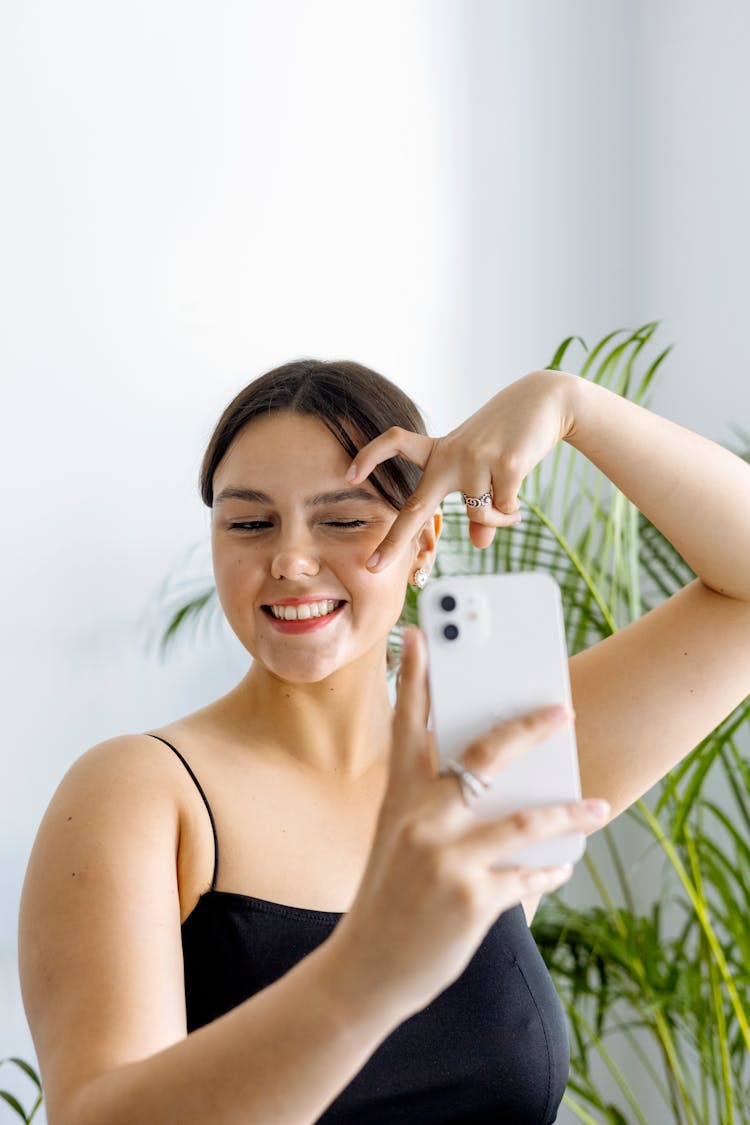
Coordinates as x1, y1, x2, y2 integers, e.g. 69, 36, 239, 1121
211, 545, 257, 613
366, 572, 412, 620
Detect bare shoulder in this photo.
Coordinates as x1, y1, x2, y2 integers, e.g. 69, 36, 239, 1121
22, 732, 189, 893
42, 729, 186, 807
19, 733, 190, 1119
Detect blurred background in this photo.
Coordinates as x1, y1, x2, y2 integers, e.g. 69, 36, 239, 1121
2, 1, 749, 1121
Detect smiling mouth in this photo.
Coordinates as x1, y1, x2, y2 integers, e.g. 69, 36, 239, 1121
261, 600, 347, 621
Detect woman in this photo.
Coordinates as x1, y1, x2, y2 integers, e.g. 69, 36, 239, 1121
19, 359, 750, 1124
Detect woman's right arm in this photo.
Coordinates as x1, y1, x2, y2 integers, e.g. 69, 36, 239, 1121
20, 630, 605, 1124
18, 738, 406, 1125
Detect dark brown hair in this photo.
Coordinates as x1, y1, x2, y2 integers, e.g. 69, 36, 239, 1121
200, 358, 429, 509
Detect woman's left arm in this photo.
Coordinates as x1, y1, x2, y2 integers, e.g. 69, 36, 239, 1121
564, 372, 750, 601
350, 370, 750, 824
558, 371, 750, 821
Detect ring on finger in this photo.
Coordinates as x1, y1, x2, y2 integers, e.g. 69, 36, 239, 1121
462, 488, 493, 509
444, 759, 493, 805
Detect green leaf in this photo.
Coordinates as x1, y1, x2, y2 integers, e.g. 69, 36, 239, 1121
604, 1107, 630, 1125
0, 1090, 29, 1119
579, 327, 630, 378
159, 589, 219, 656
547, 335, 589, 370
6, 1061, 40, 1090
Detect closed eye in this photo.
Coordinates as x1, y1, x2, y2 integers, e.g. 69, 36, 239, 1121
228, 520, 369, 531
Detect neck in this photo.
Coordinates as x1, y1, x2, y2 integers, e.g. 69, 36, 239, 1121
218, 644, 395, 783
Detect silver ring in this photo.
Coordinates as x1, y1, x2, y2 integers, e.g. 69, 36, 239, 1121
444, 759, 493, 806
462, 490, 493, 509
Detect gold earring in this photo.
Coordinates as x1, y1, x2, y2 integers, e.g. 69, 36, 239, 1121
411, 567, 429, 590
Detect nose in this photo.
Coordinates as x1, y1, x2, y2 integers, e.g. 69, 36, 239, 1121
270, 530, 321, 582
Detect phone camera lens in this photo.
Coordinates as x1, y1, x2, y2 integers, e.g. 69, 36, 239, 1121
443, 623, 459, 641
440, 595, 456, 612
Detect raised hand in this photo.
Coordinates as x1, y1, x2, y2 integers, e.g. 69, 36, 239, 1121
345, 369, 576, 570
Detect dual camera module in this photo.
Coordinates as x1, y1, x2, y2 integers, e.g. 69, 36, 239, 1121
439, 594, 459, 641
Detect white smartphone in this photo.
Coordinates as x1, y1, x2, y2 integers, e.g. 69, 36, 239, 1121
417, 571, 585, 868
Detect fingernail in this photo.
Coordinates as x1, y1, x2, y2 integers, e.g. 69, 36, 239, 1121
366, 551, 381, 569
584, 798, 610, 820
548, 704, 573, 720
346, 463, 358, 482
527, 863, 572, 886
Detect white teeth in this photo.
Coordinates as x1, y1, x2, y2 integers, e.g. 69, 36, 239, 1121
270, 599, 340, 621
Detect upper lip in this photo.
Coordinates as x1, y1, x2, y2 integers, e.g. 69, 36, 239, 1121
263, 596, 346, 607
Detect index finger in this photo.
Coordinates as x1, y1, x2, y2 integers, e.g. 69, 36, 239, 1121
346, 428, 449, 571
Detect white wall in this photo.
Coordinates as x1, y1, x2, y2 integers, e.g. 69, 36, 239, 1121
634, 0, 750, 445
1, 3, 474, 1113
3, 1, 748, 1122
462, 0, 635, 404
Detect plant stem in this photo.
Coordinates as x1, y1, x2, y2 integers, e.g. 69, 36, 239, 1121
558, 998, 650, 1124
600, 825, 637, 917
685, 829, 735, 1123
562, 1091, 607, 1124
638, 801, 750, 1052
518, 497, 617, 633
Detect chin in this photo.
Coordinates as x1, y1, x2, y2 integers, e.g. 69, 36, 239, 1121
262, 654, 344, 685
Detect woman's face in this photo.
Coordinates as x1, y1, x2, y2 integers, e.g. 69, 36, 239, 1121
210, 411, 433, 683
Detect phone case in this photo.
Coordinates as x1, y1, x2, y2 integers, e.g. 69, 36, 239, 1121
418, 571, 585, 868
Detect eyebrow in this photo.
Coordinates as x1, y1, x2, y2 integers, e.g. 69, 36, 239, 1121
214, 485, 386, 508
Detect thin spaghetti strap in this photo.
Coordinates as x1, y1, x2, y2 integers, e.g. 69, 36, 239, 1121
145, 733, 219, 892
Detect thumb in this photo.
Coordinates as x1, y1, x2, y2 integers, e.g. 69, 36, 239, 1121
391, 627, 430, 779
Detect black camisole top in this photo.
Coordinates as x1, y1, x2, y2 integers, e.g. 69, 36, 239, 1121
147, 733, 570, 1123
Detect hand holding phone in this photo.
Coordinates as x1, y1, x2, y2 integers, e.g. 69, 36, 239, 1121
332, 622, 602, 1022
418, 572, 585, 869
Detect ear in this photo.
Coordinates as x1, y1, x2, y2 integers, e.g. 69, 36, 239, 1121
413, 506, 443, 571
